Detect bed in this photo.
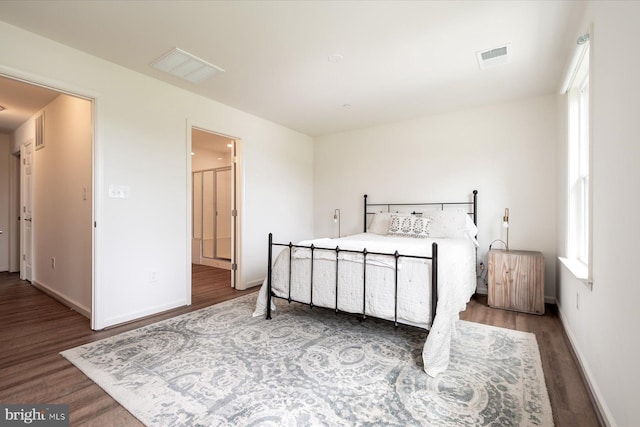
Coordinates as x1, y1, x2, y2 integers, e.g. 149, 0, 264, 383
253, 191, 478, 376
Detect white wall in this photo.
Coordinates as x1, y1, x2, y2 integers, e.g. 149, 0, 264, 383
0, 133, 9, 271
0, 20, 313, 329
314, 94, 558, 298
556, 2, 640, 426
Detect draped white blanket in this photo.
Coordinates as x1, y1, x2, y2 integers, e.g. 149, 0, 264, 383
253, 233, 476, 376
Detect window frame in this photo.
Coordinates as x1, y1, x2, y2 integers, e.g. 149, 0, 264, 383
567, 42, 592, 274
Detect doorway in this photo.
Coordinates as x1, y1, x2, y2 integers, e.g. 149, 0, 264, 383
190, 128, 238, 291
0, 74, 94, 320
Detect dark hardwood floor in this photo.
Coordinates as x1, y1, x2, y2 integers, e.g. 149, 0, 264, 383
0, 269, 600, 426
0, 266, 257, 426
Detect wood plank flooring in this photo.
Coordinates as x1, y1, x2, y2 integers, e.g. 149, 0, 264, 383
0, 269, 600, 426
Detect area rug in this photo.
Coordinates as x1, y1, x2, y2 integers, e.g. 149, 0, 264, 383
61, 294, 553, 426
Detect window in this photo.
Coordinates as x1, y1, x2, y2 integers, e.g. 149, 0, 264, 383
567, 42, 591, 269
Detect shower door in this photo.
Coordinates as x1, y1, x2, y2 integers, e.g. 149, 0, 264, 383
193, 167, 232, 262
214, 168, 232, 260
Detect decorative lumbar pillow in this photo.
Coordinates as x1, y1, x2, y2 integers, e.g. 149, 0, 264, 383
387, 214, 433, 238
368, 212, 412, 235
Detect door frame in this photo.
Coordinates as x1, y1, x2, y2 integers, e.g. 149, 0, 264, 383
0, 67, 99, 328
186, 120, 243, 304
8, 150, 21, 273
19, 140, 33, 282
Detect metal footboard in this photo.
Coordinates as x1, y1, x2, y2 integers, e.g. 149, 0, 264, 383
266, 233, 438, 327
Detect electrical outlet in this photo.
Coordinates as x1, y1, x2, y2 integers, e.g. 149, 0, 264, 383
477, 262, 485, 279
149, 271, 158, 283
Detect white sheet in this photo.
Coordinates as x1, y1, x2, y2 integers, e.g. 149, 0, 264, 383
253, 232, 476, 376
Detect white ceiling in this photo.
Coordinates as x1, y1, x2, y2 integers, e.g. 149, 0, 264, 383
0, 77, 60, 133
0, 0, 586, 137
192, 128, 233, 158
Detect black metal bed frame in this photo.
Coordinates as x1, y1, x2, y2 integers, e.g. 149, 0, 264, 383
363, 190, 478, 232
266, 190, 478, 329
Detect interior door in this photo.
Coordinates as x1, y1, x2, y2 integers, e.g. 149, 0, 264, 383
192, 171, 203, 264
230, 141, 237, 288
201, 170, 215, 259
20, 141, 33, 282
215, 168, 232, 261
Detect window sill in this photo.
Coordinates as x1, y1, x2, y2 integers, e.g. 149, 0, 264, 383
559, 257, 592, 290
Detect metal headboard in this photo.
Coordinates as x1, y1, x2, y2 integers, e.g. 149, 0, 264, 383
363, 190, 478, 232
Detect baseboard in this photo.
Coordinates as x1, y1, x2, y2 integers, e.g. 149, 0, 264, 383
556, 302, 615, 427
102, 299, 187, 329
31, 280, 91, 318
196, 258, 231, 270
246, 279, 264, 289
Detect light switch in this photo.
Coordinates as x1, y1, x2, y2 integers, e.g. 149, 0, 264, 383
108, 184, 130, 198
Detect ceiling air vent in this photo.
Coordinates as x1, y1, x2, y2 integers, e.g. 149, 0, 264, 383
476, 44, 510, 70
151, 48, 224, 84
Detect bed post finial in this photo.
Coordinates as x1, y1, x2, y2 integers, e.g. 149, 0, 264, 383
364, 194, 368, 233
472, 190, 478, 227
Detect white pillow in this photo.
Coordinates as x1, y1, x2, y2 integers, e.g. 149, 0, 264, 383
387, 214, 433, 238
429, 209, 477, 239
368, 212, 393, 235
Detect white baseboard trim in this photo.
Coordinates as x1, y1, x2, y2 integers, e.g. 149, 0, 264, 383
246, 279, 264, 289
31, 280, 91, 318
195, 258, 232, 270
102, 299, 187, 329
556, 302, 616, 427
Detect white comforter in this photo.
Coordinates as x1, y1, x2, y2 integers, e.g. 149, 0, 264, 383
253, 233, 476, 376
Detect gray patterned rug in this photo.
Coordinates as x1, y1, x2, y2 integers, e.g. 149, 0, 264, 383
61, 293, 553, 426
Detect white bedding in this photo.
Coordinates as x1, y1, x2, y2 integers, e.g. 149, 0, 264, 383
253, 232, 476, 376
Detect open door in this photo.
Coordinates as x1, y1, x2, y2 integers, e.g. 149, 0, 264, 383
20, 140, 33, 282
230, 140, 237, 288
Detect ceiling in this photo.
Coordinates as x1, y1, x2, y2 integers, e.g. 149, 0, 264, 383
192, 128, 234, 159
0, 1, 586, 137
0, 77, 60, 133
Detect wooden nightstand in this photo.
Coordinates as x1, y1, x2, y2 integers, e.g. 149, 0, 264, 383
487, 249, 545, 315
